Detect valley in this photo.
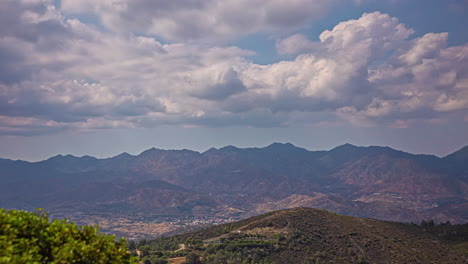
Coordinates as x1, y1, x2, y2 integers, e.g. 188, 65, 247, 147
1, 143, 467, 240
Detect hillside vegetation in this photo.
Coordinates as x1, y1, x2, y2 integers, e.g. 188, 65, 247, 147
135, 208, 468, 264
0, 209, 138, 264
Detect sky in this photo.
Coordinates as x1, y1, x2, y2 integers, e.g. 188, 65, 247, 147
0, 0, 467, 161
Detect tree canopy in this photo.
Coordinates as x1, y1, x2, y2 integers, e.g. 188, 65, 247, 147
0, 208, 138, 264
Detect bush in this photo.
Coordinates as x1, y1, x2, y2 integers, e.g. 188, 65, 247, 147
0, 208, 138, 264
183, 252, 202, 264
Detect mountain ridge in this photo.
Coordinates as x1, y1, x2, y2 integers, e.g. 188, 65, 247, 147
5, 142, 464, 163
1, 142, 467, 232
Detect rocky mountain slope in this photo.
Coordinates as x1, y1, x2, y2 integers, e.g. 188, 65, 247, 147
0, 143, 467, 224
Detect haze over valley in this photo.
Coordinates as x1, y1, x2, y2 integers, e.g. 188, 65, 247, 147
1, 143, 467, 240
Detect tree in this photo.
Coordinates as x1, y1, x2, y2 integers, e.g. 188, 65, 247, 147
421, 219, 435, 227
184, 252, 202, 264
128, 240, 136, 251
0, 208, 138, 264
143, 255, 168, 264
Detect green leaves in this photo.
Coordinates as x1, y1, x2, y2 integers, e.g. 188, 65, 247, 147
0, 209, 138, 264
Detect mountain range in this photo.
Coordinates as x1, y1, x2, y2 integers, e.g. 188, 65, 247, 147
1, 143, 467, 224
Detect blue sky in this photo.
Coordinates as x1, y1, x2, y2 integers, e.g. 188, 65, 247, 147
0, 0, 467, 160
235, 0, 468, 64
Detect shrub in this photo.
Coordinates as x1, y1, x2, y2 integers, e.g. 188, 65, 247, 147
183, 252, 202, 264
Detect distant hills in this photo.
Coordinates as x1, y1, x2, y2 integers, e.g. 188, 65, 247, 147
137, 207, 468, 264
1, 143, 467, 224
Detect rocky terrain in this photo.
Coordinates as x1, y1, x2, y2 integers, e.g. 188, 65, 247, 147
1, 143, 467, 238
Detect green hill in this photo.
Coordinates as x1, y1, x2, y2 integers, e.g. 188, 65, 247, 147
136, 207, 468, 264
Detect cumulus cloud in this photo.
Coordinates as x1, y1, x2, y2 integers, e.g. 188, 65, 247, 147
250, 12, 415, 111
363, 34, 468, 124
187, 65, 247, 100
273, 12, 468, 126
60, 0, 338, 42
0, 0, 259, 134
0, 1, 467, 135
276, 34, 321, 55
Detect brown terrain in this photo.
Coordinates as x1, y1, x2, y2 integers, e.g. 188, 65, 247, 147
0, 143, 467, 239
139, 207, 468, 264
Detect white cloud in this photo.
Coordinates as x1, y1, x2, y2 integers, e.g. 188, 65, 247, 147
276, 34, 319, 55
60, 0, 338, 42
367, 34, 468, 121
0, 2, 467, 135
187, 64, 247, 100
399, 33, 447, 66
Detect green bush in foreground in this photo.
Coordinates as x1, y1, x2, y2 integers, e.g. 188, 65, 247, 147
0, 208, 138, 264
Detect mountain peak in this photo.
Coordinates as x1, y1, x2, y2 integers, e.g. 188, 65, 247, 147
137, 147, 200, 161
341, 143, 357, 148
444, 145, 468, 161
112, 152, 133, 159
47, 154, 77, 161
203, 147, 218, 154
265, 142, 298, 150
138, 147, 164, 156
219, 145, 240, 151
331, 143, 358, 151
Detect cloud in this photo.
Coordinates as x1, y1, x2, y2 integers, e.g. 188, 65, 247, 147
0, 2, 467, 135
276, 34, 321, 55
0, 0, 257, 133
364, 33, 468, 122
188, 65, 247, 100
273, 12, 468, 127
250, 12, 415, 109
60, 0, 338, 42
398, 33, 447, 66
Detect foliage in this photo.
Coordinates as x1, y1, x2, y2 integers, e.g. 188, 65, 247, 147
135, 208, 468, 264
183, 253, 202, 264
0, 208, 138, 264
142, 255, 168, 264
